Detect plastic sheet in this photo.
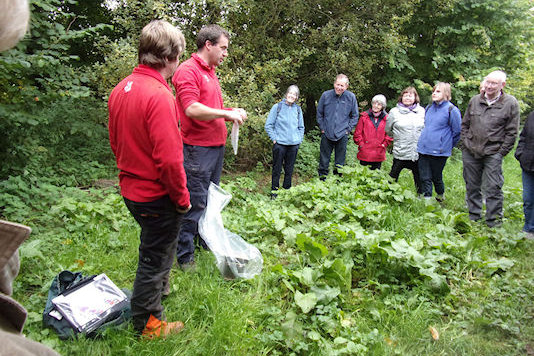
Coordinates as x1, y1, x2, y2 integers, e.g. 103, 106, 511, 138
198, 183, 263, 279
51, 273, 129, 334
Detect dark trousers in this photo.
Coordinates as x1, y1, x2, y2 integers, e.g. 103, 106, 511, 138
271, 143, 299, 191
462, 150, 503, 224
318, 134, 348, 177
418, 154, 448, 197
124, 195, 184, 333
177, 144, 224, 264
389, 158, 422, 194
360, 160, 382, 170
522, 170, 534, 232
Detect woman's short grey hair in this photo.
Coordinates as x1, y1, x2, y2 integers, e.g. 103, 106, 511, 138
286, 85, 300, 99
0, 0, 30, 51
371, 94, 387, 108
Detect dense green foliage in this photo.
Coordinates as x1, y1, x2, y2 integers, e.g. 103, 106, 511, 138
3, 152, 533, 355
0, 0, 532, 176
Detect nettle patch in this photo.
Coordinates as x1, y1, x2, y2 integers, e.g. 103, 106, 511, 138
222, 165, 515, 354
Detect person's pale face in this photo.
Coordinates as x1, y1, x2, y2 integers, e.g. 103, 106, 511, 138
371, 101, 383, 114
401, 92, 416, 106
208, 35, 229, 67
286, 90, 297, 104
484, 76, 504, 99
431, 87, 445, 103
334, 79, 349, 96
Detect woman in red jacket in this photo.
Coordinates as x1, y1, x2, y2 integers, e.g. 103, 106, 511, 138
353, 94, 393, 170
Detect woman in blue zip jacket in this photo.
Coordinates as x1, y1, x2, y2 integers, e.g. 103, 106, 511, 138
265, 85, 305, 196
417, 82, 462, 202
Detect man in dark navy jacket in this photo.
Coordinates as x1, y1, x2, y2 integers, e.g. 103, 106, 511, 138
317, 74, 359, 179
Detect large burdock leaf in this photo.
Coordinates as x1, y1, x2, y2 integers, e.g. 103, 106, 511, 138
322, 258, 353, 291
310, 285, 340, 304
296, 234, 328, 262
294, 290, 317, 313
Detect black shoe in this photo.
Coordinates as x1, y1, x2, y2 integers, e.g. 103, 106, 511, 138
486, 220, 502, 228
179, 261, 196, 272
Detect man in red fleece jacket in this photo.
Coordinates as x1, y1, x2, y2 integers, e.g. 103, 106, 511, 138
172, 24, 246, 268
108, 20, 191, 338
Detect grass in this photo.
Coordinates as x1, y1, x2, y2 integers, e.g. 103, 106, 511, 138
7, 145, 534, 355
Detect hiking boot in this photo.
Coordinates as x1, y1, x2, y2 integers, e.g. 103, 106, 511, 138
141, 314, 184, 340
435, 195, 444, 203
524, 232, 534, 240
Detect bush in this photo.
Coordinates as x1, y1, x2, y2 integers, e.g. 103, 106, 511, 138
1, 97, 115, 185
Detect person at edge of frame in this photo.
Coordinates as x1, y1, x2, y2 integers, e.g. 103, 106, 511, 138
514, 109, 534, 239
0, 0, 61, 354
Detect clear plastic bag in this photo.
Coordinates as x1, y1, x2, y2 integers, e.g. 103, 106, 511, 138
230, 121, 239, 155
198, 183, 263, 279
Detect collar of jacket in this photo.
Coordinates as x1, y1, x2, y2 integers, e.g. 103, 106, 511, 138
367, 109, 385, 120
192, 52, 214, 71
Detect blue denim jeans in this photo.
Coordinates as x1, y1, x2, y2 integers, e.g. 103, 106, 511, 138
318, 134, 348, 177
124, 195, 184, 333
177, 144, 225, 264
271, 143, 299, 191
418, 154, 448, 197
522, 170, 534, 232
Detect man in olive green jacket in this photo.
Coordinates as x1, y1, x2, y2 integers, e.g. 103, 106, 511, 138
461, 70, 520, 227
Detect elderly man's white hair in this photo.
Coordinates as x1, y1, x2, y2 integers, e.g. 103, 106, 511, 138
0, 0, 30, 52
485, 70, 507, 84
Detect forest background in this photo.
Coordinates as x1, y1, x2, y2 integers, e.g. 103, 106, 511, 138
0, 0, 533, 178
1, 0, 534, 355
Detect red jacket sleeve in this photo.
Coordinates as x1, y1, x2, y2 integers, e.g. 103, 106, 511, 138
173, 66, 200, 112
353, 113, 365, 145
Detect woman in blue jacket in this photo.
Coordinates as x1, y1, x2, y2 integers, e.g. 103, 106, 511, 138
417, 82, 462, 201
265, 85, 305, 195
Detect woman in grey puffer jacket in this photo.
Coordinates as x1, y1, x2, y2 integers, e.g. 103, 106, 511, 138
385, 86, 425, 194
